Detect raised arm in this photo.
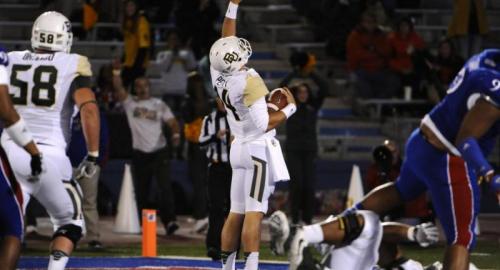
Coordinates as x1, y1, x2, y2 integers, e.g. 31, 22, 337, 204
111, 58, 129, 102
222, 0, 241, 37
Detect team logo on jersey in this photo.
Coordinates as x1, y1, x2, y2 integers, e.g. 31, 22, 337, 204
490, 79, 500, 91
223, 52, 240, 64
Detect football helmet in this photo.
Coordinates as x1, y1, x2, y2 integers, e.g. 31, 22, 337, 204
31, 11, 73, 53
209, 36, 252, 74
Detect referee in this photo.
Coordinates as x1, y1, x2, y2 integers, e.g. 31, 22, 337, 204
199, 99, 232, 260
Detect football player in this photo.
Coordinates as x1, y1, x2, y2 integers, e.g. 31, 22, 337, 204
209, 1, 297, 269
0, 45, 42, 270
290, 49, 500, 270
1, 12, 100, 270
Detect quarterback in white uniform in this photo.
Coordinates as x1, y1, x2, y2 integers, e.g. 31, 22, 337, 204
1, 12, 100, 270
209, 1, 297, 270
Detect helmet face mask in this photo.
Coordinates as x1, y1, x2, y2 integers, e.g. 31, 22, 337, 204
31, 11, 73, 53
210, 36, 253, 74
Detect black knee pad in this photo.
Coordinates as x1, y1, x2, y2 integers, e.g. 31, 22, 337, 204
338, 212, 364, 246
52, 224, 82, 245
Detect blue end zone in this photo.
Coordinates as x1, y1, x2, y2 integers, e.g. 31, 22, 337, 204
19, 256, 288, 269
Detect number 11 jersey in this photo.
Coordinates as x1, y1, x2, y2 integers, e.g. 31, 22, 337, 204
3, 50, 92, 150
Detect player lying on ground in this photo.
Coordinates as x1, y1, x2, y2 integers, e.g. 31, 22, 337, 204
0, 45, 42, 270
287, 49, 500, 270
210, 1, 297, 270
2, 12, 100, 270
269, 211, 438, 270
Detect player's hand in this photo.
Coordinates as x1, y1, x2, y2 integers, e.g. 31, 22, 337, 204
217, 129, 227, 139
414, 222, 439, 248
75, 155, 98, 180
29, 154, 43, 182
282, 87, 296, 106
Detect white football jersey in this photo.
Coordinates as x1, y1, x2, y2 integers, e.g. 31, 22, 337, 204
1, 50, 92, 150
210, 66, 274, 141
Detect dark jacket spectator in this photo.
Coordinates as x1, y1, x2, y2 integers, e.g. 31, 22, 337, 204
175, 0, 220, 58
432, 39, 465, 86
280, 51, 329, 97
285, 83, 327, 225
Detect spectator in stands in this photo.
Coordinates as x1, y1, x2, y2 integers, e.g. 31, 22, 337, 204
448, 0, 489, 58
144, 0, 175, 23
69, 0, 99, 40
121, 0, 151, 88
181, 72, 211, 233
365, 140, 432, 268
280, 51, 329, 97
346, 12, 400, 99
388, 17, 425, 94
67, 109, 109, 250
425, 39, 465, 103
95, 64, 118, 111
112, 59, 181, 236
175, 0, 220, 58
156, 30, 197, 112
285, 82, 327, 225
199, 99, 232, 261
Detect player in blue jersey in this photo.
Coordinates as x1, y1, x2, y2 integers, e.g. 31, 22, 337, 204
0, 46, 42, 270
289, 49, 500, 270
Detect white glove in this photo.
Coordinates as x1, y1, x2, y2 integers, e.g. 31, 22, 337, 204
75, 155, 98, 180
410, 222, 439, 248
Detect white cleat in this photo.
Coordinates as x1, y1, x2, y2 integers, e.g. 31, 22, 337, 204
289, 228, 308, 270
269, 210, 290, 255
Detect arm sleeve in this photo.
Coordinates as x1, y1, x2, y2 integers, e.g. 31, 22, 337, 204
310, 72, 329, 109
248, 96, 269, 133
198, 115, 216, 146
243, 74, 269, 107
161, 102, 175, 122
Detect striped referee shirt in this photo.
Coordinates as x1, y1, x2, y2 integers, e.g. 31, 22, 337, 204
199, 110, 231, 163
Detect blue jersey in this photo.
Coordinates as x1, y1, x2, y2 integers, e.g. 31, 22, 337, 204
426, 49, 500, 156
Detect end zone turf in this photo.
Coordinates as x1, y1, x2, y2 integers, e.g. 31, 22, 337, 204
18, 256, 288, 270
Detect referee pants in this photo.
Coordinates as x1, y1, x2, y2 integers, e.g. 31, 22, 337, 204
205, 162, 232, 252
131, 149, 176, 229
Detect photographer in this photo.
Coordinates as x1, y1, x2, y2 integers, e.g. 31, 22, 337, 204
365, 140, 433, 269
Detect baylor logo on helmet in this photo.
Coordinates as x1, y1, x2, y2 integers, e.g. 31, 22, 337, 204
223, 52, 239, 64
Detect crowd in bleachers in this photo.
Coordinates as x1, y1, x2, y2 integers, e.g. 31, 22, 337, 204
15, 0, 498, 255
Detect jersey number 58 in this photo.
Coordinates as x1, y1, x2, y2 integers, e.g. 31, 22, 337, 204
10, 64, 57, 107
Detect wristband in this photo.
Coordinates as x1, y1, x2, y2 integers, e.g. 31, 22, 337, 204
112, 69, 121, 76
88, 151, 99, 158
5, 118, 33, 147
458, 137, 493, 177
407, 226, 416, 242
226, 2, 239, 19
281, 103, 297, 119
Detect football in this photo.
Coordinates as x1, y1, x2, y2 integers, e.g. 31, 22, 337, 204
267, 88, 288, 111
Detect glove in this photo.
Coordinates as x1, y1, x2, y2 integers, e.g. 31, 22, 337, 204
29, 154, 43, 182
75, 155, 98, 180
0, 46, 8, 66
412, 222, 439, 247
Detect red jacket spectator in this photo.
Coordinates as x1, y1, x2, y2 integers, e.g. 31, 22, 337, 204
346, 13, 391, 73
388, 18, 425, 74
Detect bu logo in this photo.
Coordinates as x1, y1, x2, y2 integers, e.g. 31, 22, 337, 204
223, 52, 239, 64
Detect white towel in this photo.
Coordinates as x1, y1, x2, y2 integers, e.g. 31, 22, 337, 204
265, 137, 290, 182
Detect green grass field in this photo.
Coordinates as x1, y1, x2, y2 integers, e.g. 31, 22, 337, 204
22, 238, 500, 269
